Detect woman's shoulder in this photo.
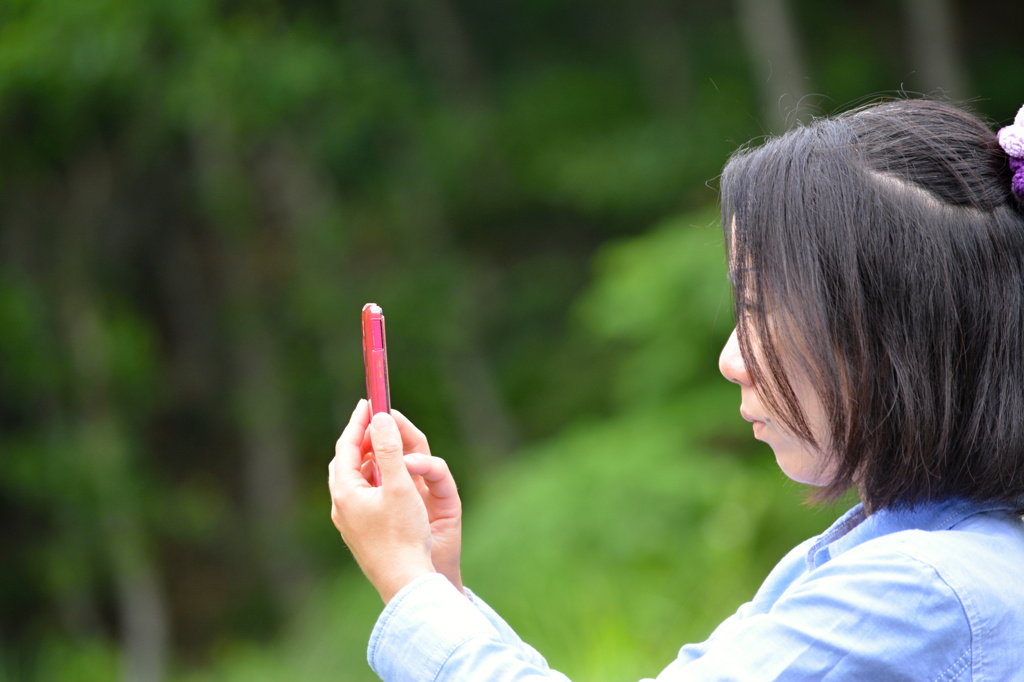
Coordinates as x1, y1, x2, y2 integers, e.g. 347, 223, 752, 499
815, 509, 1024, 679
845, 508, 1024, 588
818, 506, 1024, 607
674, 509, 1024, 680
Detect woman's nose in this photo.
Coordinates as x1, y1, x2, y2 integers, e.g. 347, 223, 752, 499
719, 328, 751, 386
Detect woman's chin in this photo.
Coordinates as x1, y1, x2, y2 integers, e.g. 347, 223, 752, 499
773, 451, 831, 486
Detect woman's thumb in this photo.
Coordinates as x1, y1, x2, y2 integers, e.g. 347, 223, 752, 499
368, 412, 407, 483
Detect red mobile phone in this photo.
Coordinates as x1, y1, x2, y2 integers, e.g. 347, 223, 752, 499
362, 303, 390, 415
361, 303, 389, 486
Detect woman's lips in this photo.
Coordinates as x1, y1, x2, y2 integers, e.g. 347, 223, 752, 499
741, 409, 766, 438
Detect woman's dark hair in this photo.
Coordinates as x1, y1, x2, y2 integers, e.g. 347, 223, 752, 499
721, 99, 1024, 512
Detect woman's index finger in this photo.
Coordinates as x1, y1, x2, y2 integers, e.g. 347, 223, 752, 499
332, 400, 373, 483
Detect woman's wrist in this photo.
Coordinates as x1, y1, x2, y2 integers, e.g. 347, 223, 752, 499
376, 560, 437, 605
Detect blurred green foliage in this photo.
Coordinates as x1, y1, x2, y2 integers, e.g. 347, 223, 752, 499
0, 0, 1019, 680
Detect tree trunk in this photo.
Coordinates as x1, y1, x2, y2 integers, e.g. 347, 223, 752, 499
230, 274, 310, 611
56, 150, 170, 681
402, 0, 488, 109
57, 232, 167, 675
628, 0, 692, 114
902, 0, 968, 98
192, 130, 312, 615
734, 0, 810, 133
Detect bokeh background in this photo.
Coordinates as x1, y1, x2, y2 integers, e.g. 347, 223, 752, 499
1, 1, 1021, 680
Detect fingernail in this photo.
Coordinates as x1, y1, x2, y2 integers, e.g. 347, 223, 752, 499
371, 411, 393, 429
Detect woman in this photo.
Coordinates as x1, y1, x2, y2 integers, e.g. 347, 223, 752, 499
330, 99, 1024, 680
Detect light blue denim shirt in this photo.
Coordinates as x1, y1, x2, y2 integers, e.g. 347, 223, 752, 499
368, 498, 1024, 681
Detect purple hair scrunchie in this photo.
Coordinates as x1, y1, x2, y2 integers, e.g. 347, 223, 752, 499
997, 104, 1024, 197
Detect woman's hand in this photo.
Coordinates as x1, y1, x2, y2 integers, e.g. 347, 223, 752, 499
393, 409, 464, 594
329, 400, 463, 602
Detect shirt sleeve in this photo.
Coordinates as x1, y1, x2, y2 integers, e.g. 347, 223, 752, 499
464, 586, 550, 669
368, 574, 573, 682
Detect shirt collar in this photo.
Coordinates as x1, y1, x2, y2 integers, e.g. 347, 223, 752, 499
806, 497, 1017, 570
